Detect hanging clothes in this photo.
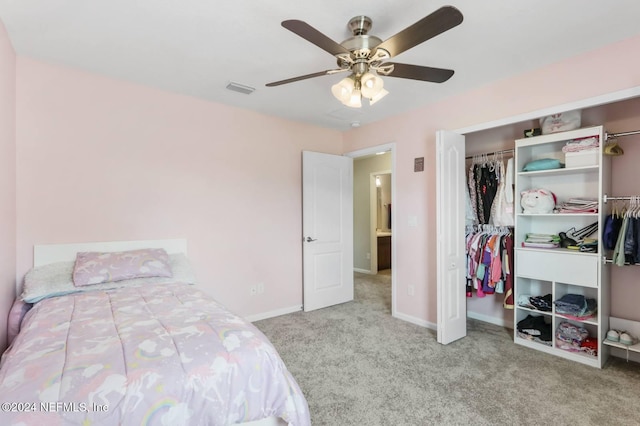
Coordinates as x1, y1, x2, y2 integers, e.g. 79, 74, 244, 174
490, 158, 515, 227
465, 225, 514, 309
476, 162, 499, 224
467, 163, 479, 225
466, 154, 512, 225
610, 198, 640, 265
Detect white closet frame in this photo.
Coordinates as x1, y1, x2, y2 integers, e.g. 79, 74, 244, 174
436, 85, 640, 347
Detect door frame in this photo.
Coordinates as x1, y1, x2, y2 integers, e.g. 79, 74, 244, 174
345, 142, 397, 317
369, 170, 391, 273
436, 85, 640, 343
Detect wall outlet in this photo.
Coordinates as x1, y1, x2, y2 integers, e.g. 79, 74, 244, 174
408, 285, 415, 296
366, 252, 371, 259
257, 282, 264, 294
250, 285, 257, 296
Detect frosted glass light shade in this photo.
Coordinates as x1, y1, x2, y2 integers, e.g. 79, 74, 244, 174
331, 77, 355, 102
369, 88, 389, 105
342, 90, 362, 108
360, 72, 384, 98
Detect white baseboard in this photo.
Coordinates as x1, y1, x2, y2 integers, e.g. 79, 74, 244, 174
245, 305, 302, 323
394, 311, 437, 331
353, 268, 374, 274
467, 311, 514, 329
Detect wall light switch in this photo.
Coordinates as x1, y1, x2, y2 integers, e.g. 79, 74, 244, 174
408, 216, 418, 227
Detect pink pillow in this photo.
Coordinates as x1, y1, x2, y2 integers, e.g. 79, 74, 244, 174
73, 248, 173, 287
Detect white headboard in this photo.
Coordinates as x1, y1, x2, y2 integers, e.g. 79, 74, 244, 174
33, 239, 188, 267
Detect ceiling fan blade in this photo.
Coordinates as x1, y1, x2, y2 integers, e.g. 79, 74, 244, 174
375, 6, 463, 58
282, 20, 351, 57
384, 63, 454, 83
266, 69, 348, 87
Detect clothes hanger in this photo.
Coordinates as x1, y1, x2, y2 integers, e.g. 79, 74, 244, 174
604, 136, 624, 156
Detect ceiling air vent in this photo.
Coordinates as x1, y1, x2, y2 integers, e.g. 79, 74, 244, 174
226, 82, 255, 95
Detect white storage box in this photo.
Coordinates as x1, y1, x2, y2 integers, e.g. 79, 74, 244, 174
565, 149, 599, 168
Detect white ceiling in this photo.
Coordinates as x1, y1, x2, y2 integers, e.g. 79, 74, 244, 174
1, 1, 640, 130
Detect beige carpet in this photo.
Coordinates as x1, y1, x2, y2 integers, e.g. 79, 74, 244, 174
255, 272, 640, 426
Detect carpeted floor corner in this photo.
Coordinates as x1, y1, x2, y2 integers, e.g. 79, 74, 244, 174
255, 272, 640, 426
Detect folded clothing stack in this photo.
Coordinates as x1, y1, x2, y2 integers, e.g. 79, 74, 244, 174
558, 198, 599, 214
561, 136, 599, 153
522, 233, 560, 249
556, 321, 597, 356
517, 293, 552, 312
554, 294, 597, 319
517, 314, 552, 346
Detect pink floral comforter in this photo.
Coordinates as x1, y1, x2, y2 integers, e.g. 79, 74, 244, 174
0, 283, 310, 425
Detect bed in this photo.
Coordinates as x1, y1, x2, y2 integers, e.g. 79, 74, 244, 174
0, 239, 310, 426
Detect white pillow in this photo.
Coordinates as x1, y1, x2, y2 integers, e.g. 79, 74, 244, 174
22, 253, 196, 303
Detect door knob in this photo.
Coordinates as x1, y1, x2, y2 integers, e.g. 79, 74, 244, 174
305, 237, 317, 242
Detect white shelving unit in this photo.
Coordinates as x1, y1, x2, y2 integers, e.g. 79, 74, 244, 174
602, 317, 640, 363
513, 125, 611, 368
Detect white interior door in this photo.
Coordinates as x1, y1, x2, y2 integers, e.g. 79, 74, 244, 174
436, 130, 467, 344
302, 151, 354, 312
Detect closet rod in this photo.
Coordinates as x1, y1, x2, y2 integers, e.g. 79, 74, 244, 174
465, 148, 514, 160
603, 194, 640, 203
606, 129, 640, 140
604, 259, 640, 266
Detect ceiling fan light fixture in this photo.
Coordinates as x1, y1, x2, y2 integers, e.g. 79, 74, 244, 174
368, 88, 389, 106
331, 76, 355, 103
342, 89, 362, 108
360, 72, 384, 98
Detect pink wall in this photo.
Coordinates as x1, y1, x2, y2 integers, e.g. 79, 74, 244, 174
344, 34, 640, 325
0, 19, 16, 352
15, 57, 343, 318
4, 27, 640, 354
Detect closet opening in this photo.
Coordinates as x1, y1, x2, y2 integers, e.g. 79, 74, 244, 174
464, 146, 516, 329
438, 90, 640, 365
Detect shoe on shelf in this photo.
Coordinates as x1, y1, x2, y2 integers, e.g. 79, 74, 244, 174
620, 332, 636, 345
606, 329, 620, 342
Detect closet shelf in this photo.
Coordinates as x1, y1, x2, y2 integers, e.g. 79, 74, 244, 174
515, 247, 599, 257
602, 339, 640, 362
555, 314, 598, 326
516, 305, 552, 316
517, 165, 599, 177
516, 213, 599, 217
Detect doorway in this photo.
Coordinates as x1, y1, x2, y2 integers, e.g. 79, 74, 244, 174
346, 143, 396, 317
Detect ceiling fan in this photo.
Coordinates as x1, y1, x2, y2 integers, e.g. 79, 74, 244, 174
265, 5, 463, 108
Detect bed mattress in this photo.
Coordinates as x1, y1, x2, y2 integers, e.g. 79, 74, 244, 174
0, 282, 309, 425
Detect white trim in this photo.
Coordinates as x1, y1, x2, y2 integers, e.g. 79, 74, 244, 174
245, 305, 302, 323
453, 85, 640, 135
393, 311, 437, 330
353, 267, 374, 274
33, 238, 187, 267
344, 142, 397, 318
467, 311, 514, 329
344, 142, 394, 159
369, 173, 378, 273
